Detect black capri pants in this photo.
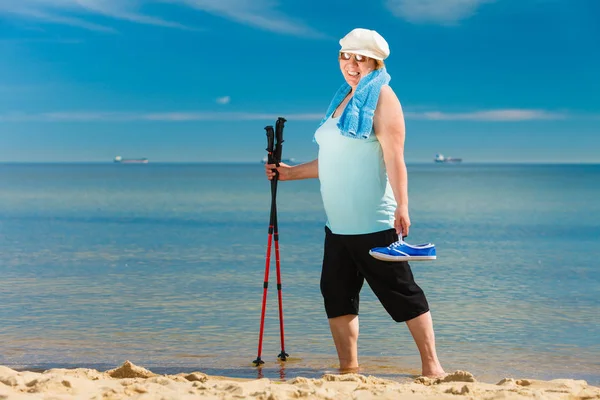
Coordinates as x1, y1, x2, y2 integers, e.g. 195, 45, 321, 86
320, 226, 430, 323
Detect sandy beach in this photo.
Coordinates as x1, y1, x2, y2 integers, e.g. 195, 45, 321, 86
1, 361, 598, 400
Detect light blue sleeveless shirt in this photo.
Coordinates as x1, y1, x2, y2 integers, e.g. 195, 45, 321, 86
314, 115, 397, 235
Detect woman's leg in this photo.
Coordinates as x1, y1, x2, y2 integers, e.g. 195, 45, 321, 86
405, 311, 445, 377
344, 229, 445, 377
328, 314, 359, 370
320, 227, 364, 371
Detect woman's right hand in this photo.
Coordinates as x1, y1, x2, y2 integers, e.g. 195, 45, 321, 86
265, 162, 292, 181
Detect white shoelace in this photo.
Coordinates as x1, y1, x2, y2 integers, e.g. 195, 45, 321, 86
389, 239, 405, 248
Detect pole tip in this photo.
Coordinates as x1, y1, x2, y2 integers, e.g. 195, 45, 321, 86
252, 357, 265, 366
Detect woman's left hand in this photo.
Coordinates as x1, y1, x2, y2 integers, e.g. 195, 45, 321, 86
394, 205, 411, 238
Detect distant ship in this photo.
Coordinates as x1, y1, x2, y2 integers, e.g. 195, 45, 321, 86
114, 156, 148, 164
434, 153, 462, 163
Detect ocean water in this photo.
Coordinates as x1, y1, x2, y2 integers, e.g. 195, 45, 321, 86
0, 163, 599, 385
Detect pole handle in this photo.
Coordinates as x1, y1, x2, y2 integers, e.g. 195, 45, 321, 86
274, 117, 286, 165
265, 126, 275, 164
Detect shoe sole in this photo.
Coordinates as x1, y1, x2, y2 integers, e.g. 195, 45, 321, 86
369, 251, 436, 262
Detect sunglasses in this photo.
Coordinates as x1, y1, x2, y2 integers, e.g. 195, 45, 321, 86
339, 52, 369, 63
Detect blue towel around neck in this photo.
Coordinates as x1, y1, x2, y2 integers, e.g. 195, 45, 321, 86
316, 67, 391, 140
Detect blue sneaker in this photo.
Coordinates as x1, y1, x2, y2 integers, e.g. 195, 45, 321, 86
369, 239, 437, 261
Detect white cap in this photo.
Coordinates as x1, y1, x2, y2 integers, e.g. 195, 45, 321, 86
339, 28, 390, 60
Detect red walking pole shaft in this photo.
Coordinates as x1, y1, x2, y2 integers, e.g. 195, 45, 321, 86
274, 231, 287, 360
253, 227, 273, 366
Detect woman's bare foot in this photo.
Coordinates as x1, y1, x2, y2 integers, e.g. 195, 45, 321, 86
422, 364, 446, 378
339, 366, 360, 375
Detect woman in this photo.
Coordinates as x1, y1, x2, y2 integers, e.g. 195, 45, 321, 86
265, 28, 445, 378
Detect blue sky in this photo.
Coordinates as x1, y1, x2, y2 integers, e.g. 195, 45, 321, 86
0, 0, 598, 163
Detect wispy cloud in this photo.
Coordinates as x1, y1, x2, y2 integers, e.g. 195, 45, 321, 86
385, 0, 493, 24
75, 0, 195, 30
405, 109, 567, 121
3, 7, 118, 33
0, 0, 323, 37
0, 109, 571, 123
216, 96, 231, 105
0, 37, 83, 44
0, 111, 324, 122
0, 1, 191, 33
179, 0, 325, 38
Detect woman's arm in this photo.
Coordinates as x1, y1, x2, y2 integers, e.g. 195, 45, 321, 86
265, 158, 319, 181
373, 85, 411, 236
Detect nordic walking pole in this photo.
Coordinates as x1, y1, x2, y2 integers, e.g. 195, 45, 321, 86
273, 117, 289, 361
253, 125, 276, 366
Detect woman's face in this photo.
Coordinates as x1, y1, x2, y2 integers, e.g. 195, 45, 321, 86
339, 52, 377, 88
